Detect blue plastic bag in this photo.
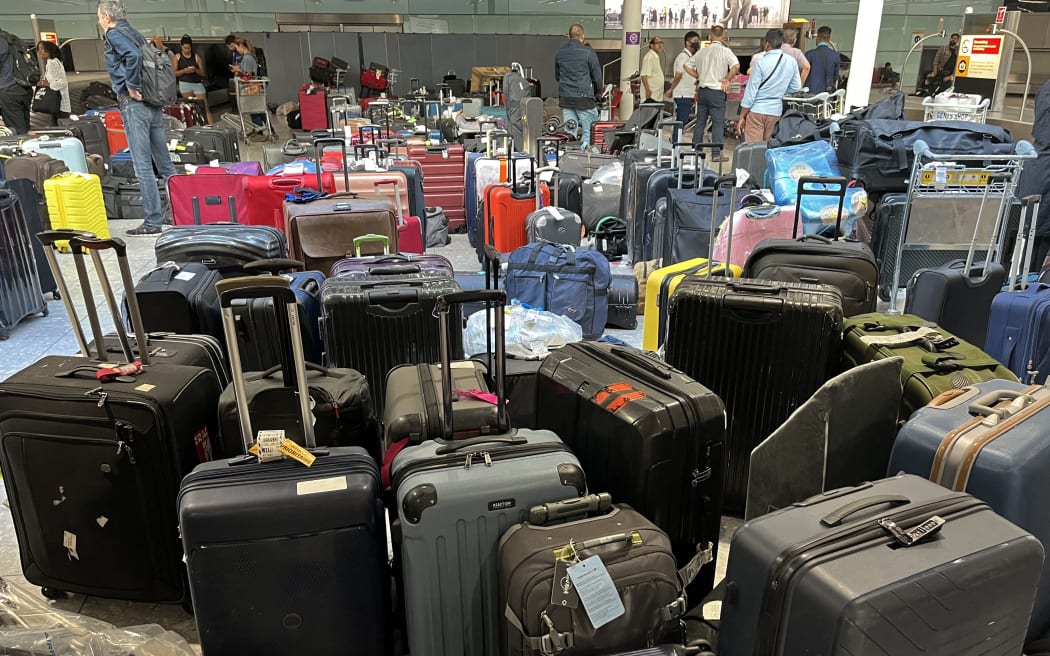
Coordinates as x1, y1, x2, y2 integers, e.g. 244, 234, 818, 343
766, 140, 840, 206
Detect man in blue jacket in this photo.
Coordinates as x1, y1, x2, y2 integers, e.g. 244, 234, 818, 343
555, 24, 602, 150
98, 0, 176, 236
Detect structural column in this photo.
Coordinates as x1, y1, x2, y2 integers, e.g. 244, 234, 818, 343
619, 0, 642, 119
844, 0, 884, 111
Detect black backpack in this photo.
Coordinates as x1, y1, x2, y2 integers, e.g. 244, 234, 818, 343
3, 31, 40, 88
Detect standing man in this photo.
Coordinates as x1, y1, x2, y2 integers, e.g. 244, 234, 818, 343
914, 33, 960, 96
749, 27, 809, 87
98, 0, 177, 236
687, 25, 739, 161
667, 31, 701, 142
805, 26, 842, 93
0, 29, 33, 135
738, 29, 801, 142
554, 23, 602, 150
640, 37, 665, 103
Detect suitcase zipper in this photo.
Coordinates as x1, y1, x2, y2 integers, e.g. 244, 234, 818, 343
754, 494, 986, 654
390, 441, 571, 491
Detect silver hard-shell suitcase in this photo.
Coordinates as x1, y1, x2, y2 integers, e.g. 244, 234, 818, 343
526, 165, 582, 246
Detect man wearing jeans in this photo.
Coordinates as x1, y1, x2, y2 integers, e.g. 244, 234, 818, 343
554, 24, 602, 150
687, 25, 739, 162
98, 0, 176, 236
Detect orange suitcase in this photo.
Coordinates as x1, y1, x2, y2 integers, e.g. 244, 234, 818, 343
483, 158, 550, 254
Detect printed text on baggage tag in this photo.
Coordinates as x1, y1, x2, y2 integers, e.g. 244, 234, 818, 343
567, 555, 625, 628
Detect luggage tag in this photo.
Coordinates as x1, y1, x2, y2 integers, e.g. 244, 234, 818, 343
567, 554, 625, 628
248, 430, 317, 467
551, 542, 581, 609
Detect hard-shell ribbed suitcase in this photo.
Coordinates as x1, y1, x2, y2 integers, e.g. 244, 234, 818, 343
390, 288, 586, 656
43, 173, 111, 252
22, 135, 89, 174
1, 232, 222, 602
330, 252, 453, 279
0, 178, 57, 299
178, 275, 388, 655
664, 278, 844, 512
712, 204, 797, 269
534, 342, 725, 602
407, 143, 467, 229
717, 474, 1044, 656
0, 189, 47, 339
154, 224, 289, 274
485, 160, 551, 254
889, 380, 1050, 640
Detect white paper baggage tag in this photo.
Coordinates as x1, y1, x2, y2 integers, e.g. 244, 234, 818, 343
255, 429, 284, 462
284, 162, 305, 175
567, 555, 625, 628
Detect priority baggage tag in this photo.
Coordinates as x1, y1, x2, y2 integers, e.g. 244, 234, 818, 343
550, 557, 580, 609
280, 439, 316, 467
566, 555, 624, 628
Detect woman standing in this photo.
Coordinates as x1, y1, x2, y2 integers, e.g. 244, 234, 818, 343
173, 35, 212, 125
230, 37, 268, 139
36, 41, 70, 118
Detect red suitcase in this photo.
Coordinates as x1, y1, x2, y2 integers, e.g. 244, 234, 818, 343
245, 171, 336, 231
102, 110, 127, 154
484, 158, 550, 254
590, 121, 626, 153
165, 101, 205, 128
298, 87, 328, 132
406, 143, 467, 230
376, 179, 423, 254
168, 172, 250, 226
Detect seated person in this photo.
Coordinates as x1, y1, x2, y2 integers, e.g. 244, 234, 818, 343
879, 62, 899, 83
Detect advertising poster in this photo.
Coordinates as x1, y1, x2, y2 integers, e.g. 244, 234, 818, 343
605, 0, 792, 30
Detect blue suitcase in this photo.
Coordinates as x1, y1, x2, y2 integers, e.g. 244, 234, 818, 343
888, 379, 1050, 641
391, 163, 425, 220
985, 283, 1050, 384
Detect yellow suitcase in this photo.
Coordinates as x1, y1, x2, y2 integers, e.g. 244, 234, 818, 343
44, 172, 110, 252
642, 257, 743, 351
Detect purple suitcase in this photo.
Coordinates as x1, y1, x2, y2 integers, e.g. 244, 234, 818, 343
329, 251, 453, 279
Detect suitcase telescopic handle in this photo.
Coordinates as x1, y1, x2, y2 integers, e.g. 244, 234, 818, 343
36, 230, 94, 358
1011, 194, 1044, 290
968, 389, 1032, 419
313, 137, 350, 190
374, 179, 406, 225
792, 176, 847, 240
528, 492, 613, 525
706, 175, 738, 279
819, 494, 910, 527
536, 165, 558, 209
216, 276, 317, 451
436, 290, 509, 440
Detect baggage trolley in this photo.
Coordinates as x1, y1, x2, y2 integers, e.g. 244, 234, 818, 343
233, 77, 274, 143
885, 139, 1038, 311
922, 93, 990, 123
784, 89, 846, 120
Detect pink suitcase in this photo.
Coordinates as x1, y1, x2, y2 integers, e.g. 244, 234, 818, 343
712, 203, 797, 269
298, 88, 328, 131
168, 172, 249, 225
376, 179, 423, 254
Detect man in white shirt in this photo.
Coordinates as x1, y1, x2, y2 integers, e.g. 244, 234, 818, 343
686, 25, 739, 162
640, 36, 665, 103
665, 30, 700, 143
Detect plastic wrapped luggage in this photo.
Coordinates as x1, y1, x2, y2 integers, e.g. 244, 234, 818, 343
0, 232, 222, 602
43, 172, 110, 252
0, 188, 47, 339
534, 342, 725, 602
718, 474, 1044, 656
842, 313, 1019, 419
178, 276, 388, 655
154, 224, 289, 274
389, 289, 586, 656
22, 134, 89, 173
0, 178, 57, 300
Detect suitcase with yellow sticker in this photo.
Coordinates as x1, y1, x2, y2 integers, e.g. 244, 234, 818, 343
43, 172, 110, 252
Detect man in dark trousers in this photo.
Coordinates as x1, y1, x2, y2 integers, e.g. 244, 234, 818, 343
554, 23, 602, 151
805, 26, 841, 92
914, 33, 959, 96
0, 29, 32, 135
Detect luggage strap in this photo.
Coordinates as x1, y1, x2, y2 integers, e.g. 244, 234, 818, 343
859, 326, 949, 349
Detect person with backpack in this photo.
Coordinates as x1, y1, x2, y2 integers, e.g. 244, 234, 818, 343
0, 30, 37, 134
98, 0, 178, 236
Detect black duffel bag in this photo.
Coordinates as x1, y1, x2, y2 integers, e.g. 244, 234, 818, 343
836, 119, 1014, 193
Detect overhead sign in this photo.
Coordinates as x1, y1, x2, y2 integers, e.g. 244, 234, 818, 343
625, 31, 640, 46
956, 35, 1004, 80
39, 31, 57, 45
995, 5, 1007, 23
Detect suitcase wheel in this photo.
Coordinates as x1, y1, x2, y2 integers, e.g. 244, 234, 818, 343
41, 586, 66, 600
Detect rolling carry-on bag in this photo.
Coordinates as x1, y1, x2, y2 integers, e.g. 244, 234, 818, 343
154, 224, 289, 274
298, 86, 329, 131
500, 494, 694, 656
178, 275, 388, 655
664, 277, 844, 512
985, 280, 1050, 385
712, 203, 797, 269
581, 178, 622, 234
0, 178, 57, 300
22, 134, 89, 174
744, 177, 879, 317
57, 115, 110, 160
43, 172, 110, 251
536, 138, 583, 217
620, 124, 676, 263
168, 171, 248, 226
407, 142, 467, 229
485, 157, 551, 254
525, 165, 581, 246
127, 261, 224, 344
0, 231, 222, 602
389, 288, 586, 656
661, 163, 734, 267
533, 342, 725, 602
842, 312, 1019, 419
717, 474, 1044, 656
732, 140, 767, 187
0, 188, 47, 338
182, 125, 240, 162
889, 380, 1050, 640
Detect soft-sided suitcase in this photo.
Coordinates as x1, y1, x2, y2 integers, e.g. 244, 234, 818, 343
985, 282, 1050, 385
128, 262, 224, 344
0, 188, 47, 339
665, 278, 844, 512
390, 288, 586, 656
43, 172, 111, 252
298, 86, 329, 131
245, 170, 336, 231
182, 125, 240, 162
113, 179, 169, 222
581, 178, 621, 233
168, 171, 248, 226
22, 135, 89, 174
285, 191, 398, 275
744, 177, 879, 317
717, 473, 1044, 656
607, 267, 639, 329
842, 313, 1019, 419
0, 178, 57, 299
1, 232, 222, 602
57, 115, 110, 160
525, 166, 581, 246
154, 224, 289, 274
500, 494, 691, 656
889, 380, 1050, 640
320, 270, 461, 414
407, 143, 467, 229
732, 140, 767, 187
661, 165, 734, 268
178, 275, 388, 655
2, 152, 70, 190
534, 342, 725, 602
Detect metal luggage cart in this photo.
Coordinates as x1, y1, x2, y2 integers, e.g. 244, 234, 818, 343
233, 77, 274, 142
922, 93, 990, 123
885, 139, 1038, 312
783, 89, 846, 120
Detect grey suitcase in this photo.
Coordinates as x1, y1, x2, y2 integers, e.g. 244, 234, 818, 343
389, 288, 587, 656
526, 165, 582, 246
732, 140, 767, 187
718, 474, 1044, 656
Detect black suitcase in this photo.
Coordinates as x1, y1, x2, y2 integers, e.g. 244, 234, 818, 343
718, 474, 1044, 656
321, 271, 462, 414
607, 267, 639, 329
127, 262, 224, 345
57, 115, 110, 160
0, 187, 48, 339
0, 178, 56, 298
154, 224, 289, 274
178, 275, 388, 655
0, 231, 222, 602
659, 162, 733, 267
182, 125, 240, 163
664, 278, 844, 512
113, 179, 170, 221
743, 177, 879, 317
534, 342, 725, 601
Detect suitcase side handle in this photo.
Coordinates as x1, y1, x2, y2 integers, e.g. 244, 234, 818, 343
528, 493, 613, 525
819, 494, 910, 527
